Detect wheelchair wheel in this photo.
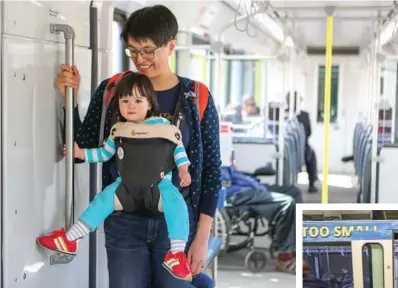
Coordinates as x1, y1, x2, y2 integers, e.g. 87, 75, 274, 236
213, 208, 231, 255
269, 242, 277, 260
245, 251, 267, 273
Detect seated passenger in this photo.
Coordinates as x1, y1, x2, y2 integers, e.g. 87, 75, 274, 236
242, 95, 260, 116
297, 108, 319, 193
221, 103, 243, 123
222, 164, 302, 273
37, 73, 193, 281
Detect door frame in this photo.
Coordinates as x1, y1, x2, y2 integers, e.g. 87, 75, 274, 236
303, 221, 398, 288
310, 58, 348, 174
351, 237, 395, 288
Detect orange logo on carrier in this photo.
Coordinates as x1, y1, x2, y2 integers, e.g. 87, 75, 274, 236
130, 130, 136, 136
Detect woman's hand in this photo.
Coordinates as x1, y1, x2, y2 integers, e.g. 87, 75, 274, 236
55, 64, 80, 107
187, 235, 208, 275
187, 214, 213, 275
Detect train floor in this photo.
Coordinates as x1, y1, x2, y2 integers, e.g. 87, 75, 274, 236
214, 234, 295, 288
298, 172, 358, 203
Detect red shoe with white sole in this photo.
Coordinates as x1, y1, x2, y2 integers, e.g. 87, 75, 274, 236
36, 228, 77, 255
162, 250, 192, 281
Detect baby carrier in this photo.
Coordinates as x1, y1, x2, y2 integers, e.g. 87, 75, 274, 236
110, 122, 182, 212
99, 71, 209, 212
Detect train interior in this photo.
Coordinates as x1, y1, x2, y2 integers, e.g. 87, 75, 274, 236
303, 209, 398, 288
3, 0, 398, 287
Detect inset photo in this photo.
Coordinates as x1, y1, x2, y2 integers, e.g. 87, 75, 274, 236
297, 204, 398, 288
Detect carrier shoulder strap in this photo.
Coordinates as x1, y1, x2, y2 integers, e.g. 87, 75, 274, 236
99, 71, 133, 144
172, 80, 209, 131
193, 80, 209, 123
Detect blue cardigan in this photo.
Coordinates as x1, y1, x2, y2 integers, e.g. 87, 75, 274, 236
72, 76, 222, 220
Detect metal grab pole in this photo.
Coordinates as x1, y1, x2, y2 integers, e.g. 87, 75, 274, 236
277, 56, 286, 185
288, 51, 295, 119
89, 5, 99, 287
322, 8, 334, 204
370, 33, 382, 202
209, 55, 277, 61
206, 49, 211, 88
261, 60, 269, 138
216, 51, 223, 112
174, 45, 211, 51
368, 39, 375, 123
51, 24, 75, 229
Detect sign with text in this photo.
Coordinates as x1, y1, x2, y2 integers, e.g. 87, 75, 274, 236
303, 221, 398, 242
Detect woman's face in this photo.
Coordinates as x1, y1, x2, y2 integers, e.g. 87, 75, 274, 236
126, 37, 175, 80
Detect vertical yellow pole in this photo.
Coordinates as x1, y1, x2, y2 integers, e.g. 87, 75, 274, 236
170, 52, 176, 73
201, 54, 207, 85
322, 12, 334, 204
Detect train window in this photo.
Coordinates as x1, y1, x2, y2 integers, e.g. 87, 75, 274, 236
317, 65, 339, 123
112, 9, 129, 75
303, 245, 354, 285
242, 60, 255, 107
362, 243, 384, 288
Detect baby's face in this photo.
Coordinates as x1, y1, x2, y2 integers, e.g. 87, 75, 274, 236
119, 88, 151, 123
119, 96, 151, 123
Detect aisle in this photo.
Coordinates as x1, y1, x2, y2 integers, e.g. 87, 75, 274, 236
298, 173, 357, 203
215, 234, 295, 288
217, 249, 295, 288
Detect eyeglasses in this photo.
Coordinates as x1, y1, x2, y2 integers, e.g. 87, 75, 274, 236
125, 47, 161, 60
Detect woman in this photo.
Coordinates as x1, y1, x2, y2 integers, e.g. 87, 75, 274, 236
55, 5, 221, 288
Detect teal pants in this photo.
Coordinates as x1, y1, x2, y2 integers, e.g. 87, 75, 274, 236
79, 177, 189, 241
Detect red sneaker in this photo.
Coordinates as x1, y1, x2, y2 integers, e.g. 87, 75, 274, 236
162, 250, 192, 281
36, 228, 77, 255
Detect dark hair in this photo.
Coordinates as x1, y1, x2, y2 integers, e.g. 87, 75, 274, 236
111, 72, 160, 124
121, 5, 178, 47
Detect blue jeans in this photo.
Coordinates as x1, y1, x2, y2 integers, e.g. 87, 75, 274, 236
104, 209, 213, 288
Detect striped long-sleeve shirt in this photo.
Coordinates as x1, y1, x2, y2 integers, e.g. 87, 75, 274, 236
84, 117, 190, 180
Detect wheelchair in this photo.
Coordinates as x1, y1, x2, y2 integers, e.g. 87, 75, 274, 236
215, 165, 278, 273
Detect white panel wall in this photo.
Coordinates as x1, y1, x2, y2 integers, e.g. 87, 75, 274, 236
2, 1, 92, 287
3, 1, 90, 48
266, 60, 283, 102
378, 147, 398, 203
2, 33, 92, 288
